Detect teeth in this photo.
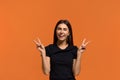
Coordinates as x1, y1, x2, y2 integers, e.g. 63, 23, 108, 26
59, 35, 64, 37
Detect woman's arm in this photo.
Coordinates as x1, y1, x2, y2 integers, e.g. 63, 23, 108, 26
41, 53, 50, 75
33, 38, 50, 75
73, 38, 90, 76
73, 51, 82, 76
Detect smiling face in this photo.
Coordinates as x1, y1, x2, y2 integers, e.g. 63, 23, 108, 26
56, 23, 70, 43
53, 20, 73, 45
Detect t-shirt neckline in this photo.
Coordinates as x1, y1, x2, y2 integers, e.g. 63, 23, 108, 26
55, 44, 70, 51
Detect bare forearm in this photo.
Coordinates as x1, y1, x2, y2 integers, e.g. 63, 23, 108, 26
33, 38, 50, 75
73, 38, 90, 76
73, 52, 82, 76
41, 53, 50, 75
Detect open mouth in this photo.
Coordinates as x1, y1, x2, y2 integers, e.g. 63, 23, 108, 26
58, 35, 65, 37
58, 35, 65, 38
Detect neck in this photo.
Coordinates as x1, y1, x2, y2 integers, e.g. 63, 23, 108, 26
57, 40, 68, 46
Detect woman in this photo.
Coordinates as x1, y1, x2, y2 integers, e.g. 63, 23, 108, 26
33, 20, 90, 80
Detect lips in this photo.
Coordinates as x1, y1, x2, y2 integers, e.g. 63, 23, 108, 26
58, 34, 65, 37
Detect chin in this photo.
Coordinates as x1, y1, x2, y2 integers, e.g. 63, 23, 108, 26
58, 38, 67, 42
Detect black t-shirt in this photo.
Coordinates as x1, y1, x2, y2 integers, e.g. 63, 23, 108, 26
45, 44, 78, 80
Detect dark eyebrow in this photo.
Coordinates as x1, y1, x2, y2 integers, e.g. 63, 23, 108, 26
57, 26, 68, 30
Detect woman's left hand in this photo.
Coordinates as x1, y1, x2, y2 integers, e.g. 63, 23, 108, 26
78, 38, 90, 53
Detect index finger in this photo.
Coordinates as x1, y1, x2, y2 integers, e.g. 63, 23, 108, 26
33, 40, 38, 45
82, 38, 86, 44
37, 37, 41, 44
85, 41, 91, 46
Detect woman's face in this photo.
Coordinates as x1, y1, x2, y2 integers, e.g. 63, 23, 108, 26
56, 23, 70, 42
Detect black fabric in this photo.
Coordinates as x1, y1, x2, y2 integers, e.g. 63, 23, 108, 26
45, 44, 78, 80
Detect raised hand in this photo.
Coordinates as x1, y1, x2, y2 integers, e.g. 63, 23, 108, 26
78, 38, 90, 53
33, 38, 46, 55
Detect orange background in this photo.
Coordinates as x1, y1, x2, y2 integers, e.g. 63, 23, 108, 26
0, 0, 120, 80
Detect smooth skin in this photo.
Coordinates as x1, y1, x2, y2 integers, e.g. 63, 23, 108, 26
33, 23, 90, 76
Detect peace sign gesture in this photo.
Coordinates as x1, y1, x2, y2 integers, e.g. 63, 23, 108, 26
33, 38, 46, 55
78, 38, 90, 53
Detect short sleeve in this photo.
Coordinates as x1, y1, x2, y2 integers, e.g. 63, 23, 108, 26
72, 46, 78, 59
45, 44, 52, 57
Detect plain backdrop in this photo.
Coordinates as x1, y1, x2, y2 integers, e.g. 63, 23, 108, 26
0, 0, 120, 80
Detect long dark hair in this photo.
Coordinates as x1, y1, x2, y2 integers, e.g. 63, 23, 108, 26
53, 19, 74, 46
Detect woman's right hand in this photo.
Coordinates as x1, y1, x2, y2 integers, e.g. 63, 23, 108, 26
33, 38, 46, 56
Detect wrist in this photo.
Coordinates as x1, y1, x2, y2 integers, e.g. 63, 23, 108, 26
78, 46, 86, 53
41, 52, 46, 57
78, 49, 84, 53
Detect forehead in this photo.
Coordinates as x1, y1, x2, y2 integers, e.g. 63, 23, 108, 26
57, 23, 68, 28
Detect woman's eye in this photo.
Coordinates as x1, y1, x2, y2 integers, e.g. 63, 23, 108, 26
57, 27, 68, 31
63, 28, 67, 31
57, 27, 61, 30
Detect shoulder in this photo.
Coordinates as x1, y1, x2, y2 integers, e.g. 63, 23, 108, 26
73, 45, 78, 49
69, 45, 78, 50
69, 45, 78, 53
45, 44, 54, 57
45, 44, 54, 48
45, 44, 56, 51
70, 45, 78, 59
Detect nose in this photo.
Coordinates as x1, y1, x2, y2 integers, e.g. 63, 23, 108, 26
60, 29, 64, 34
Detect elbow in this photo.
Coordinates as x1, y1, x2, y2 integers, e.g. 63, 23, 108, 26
43, 71, 50, 75
43, 69, 50, 75
73, 71, 80, 76
44, 72, 49, 75
74, 72, 80, 76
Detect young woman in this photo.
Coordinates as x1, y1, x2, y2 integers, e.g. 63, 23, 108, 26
34, 20, 90, 80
